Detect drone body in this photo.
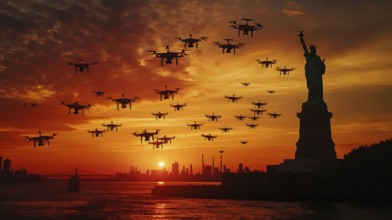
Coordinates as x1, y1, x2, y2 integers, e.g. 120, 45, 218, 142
102, 121, 122, 131
229, 18, 263, 37
88, 128, 106, 138
214, 39, 245, 54
205, 113, 222, 122
24, 131, 57, 148
187, 121, 204, 130
201, 133, 218, 141
149, 46, 187, 66
132, 129, 160, 143
256, 57, 277, 68
93, 90, 106, 97
61, 101, 92, 115
225, 94, 242, 103
155, 85, 180, 101
246, 123, 259, 129
219, 126, 233, 133
234, 114, 248, 121
152, 111, 168, 119
171, 102, 187, 111
268, 113, 283, 119
68, 59, 97, 73
177, 34, 207, 49
277, 66, 295, 75
109, 93, 139, 110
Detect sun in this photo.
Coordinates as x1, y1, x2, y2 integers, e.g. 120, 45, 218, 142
159, 162, 165, 167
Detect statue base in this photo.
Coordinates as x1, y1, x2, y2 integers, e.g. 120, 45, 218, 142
267, 101, 340, 173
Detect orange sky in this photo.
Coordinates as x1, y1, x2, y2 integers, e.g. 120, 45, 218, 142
0, 0, 391, 174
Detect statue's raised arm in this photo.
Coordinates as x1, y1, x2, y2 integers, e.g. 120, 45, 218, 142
299, 31, 309, 55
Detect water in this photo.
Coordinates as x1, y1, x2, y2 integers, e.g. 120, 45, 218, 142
0, 181, 391, 219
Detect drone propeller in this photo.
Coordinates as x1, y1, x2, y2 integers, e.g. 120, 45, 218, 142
242, 18, 253, 21
224, 38, 234, 42
229, 20, 237, 24
255, 23, 263, 27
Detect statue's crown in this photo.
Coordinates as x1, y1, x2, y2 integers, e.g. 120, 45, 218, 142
310, 44, 317, 49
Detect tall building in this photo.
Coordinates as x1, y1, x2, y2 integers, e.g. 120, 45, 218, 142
238, 163, 244, 173
190, 164, 193, 176
171, 161, 179, 176
3, 158, 11, 173
204, 165, 212, 176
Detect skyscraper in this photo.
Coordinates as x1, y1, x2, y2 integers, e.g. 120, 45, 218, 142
171, 161, 179, 176
3, 158, 11, 173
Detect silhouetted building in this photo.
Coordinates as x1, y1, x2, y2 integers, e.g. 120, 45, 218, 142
151, 169, 168, 179
238, 163, 244, 173
3, 158, 11, 173
190, 164, 193, 176
213, 167, 220, 176
171, 161, 179, 176
204, 165, 212, 176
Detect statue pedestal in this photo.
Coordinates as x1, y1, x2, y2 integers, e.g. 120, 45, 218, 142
295, 102, 336, 160
267, 102, 340, 173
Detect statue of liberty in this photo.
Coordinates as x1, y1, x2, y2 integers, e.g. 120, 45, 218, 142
299, 31, 325, 104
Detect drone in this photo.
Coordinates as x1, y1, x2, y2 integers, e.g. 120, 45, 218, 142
102, 121, 122, 131
24, 131, 57, 148
229, 18, 263, 37
132, 129, 160, 143
88, 128, 106, 138
68, 59, 97, 73
187, 121, 204, 130
256, 57, 277, 68
23, 103, 38, 107
205, 113, 222, 122
234, 114, 248, 121
93, 90, 106, 97
240, 141, 248, 145
170, 102, 187, 111
225, 94, 242, 103
149, 45, 187, 66
213, 39, 245, 54
219, 126, 233, 133
242, 82, 250, 87
252, 101, 267, 109
61, 101, 92, 115
152, 111, 168, 119
149, 140, 167, 150
155, 85, 181, 101
246, 123, 259, 129
109, 93, 139, 110
277, 66, 295, 75
249, 115, 260, 121
156, 135, 176, 144
268, 112, 283, 119
267, 90, 275, 94
251, 108, 267, 115
201, 133, 218, 141
177, 34, 207, 49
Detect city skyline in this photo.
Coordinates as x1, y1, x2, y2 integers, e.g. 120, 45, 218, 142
0, 0, 391, 174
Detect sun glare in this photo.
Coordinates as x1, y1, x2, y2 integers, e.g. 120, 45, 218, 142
159, 162, 165, 167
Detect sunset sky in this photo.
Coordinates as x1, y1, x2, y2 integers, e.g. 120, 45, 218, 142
1, 0, 391, 174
